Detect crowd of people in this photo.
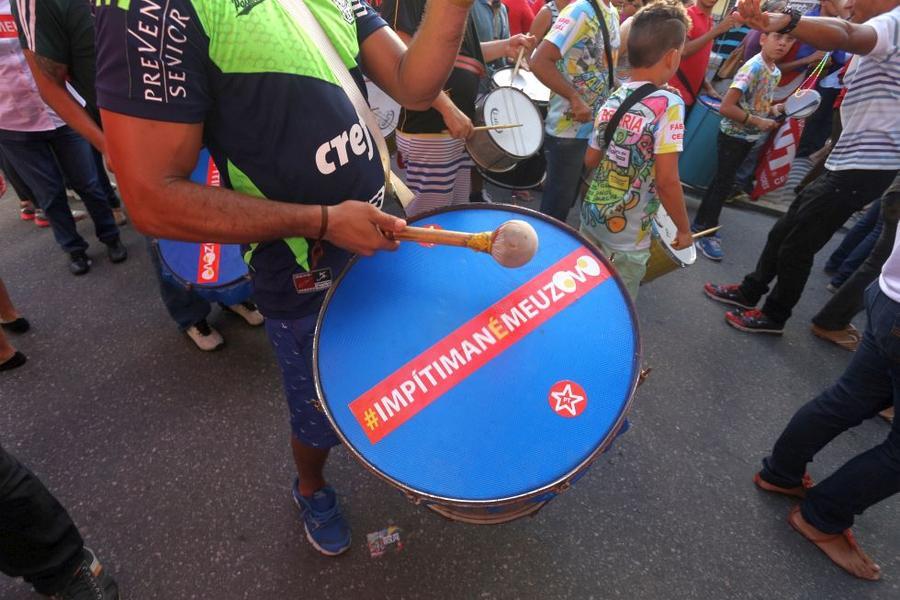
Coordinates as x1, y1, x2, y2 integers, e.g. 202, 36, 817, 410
1, 0, 897, 596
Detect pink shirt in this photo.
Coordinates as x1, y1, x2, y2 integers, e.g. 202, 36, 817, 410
0, 0, 63, 133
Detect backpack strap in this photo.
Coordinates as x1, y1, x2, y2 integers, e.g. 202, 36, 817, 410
585, 0, 616, 91
603, 83, 658, 148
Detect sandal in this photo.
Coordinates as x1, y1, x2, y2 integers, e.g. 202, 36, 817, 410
754, 471, 814, 499
879, 407, 894, 423
811, 324, 860, 352
787, 506, 881, 581
0, 351, 27, 372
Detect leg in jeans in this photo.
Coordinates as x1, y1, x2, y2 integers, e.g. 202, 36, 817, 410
760, 169, 897, 324
146, 239, 211, 331
540, 136, 588, 222
762, 284, 900, 533
733, 134, 768, 194
824, 200, 880, 274
693, 132, 753, 229
831, 216, 882, 287
49, 127, 119, 245
0, 147, 35, 202
91, 147, 121, 210
813, 179, 900, 330
0, 138, 89, 253
0, 444, 84, 595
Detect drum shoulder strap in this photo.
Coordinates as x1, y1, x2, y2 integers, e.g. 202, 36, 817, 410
585, 0, 615, 90
603, 83, 657, 148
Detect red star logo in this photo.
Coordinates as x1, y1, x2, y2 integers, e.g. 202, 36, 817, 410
548, 380, 587, 418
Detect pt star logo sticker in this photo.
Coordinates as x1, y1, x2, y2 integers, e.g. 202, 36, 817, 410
548, 380, 587, 418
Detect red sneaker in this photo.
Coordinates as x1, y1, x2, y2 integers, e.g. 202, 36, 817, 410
725, 309, 784, 335
34, 210, 50, 228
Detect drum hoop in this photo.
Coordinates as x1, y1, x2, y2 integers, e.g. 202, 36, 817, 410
153, 239, 251, 289
312, 203, 643, 507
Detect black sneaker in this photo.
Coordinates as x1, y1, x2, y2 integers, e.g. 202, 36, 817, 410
703, 282, 755, 309
725, 309, 784, 335
69, 251, 92, 276
104, 238, 128, 263
50, 548, 120, 600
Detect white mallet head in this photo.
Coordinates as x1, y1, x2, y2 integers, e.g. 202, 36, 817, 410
490, 220, 539, 268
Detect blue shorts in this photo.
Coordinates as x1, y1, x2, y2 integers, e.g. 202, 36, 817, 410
265, 315, 341, 449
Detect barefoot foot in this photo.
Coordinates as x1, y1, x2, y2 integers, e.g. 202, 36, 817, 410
788, 506, 881, 581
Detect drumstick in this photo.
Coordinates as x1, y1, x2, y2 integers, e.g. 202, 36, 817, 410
470, 123, 523, 132
385, 220, 539, 268
691, 226, 722, 239
511, 47, 525, 83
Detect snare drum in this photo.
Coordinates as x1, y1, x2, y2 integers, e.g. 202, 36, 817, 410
315, 205, 640, 524
642, 205, 696, 284
154, 149, 253, 306
467, 88, 544, 173
491, 67, 552, 106
365, 77, 400, 137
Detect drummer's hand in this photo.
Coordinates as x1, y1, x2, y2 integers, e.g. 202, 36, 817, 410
324, 201, 406, 256
751, 115, 778, 131
770, 103, 785, 117
505, 33, 537, 60
735, 0, 787, 32
671, 229, 693, 251
443, 105, 475, 140
569, 95, 593, 122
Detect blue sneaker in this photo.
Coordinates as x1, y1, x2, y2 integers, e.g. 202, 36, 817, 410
291, 480, 351, 556
696, 233, 724, 261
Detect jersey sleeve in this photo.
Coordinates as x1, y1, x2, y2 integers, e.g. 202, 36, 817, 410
94, 0, 212, 124
653, 94, 685, 154
378, 0, 423, 36
353, 0, 388, 42
867, 10, 899, 61
544, 2, 587, 55
730, 58, 758, 94
10, 0, 72, 63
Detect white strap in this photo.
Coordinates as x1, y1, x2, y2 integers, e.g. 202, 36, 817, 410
276, 0, 412, 209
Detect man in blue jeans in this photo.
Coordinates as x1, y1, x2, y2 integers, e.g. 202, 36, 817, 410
531, 0, 620, 222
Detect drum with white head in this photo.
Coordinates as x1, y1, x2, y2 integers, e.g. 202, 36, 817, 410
364, 77, 401, 137
466, 87, 544, 173
642, 205, 697, 284
491, 67, 552, 106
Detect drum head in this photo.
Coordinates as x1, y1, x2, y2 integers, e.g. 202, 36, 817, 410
156, 240, 249, 289
481, 88, 544, 159
315, 205, 640, 505
785, 88, 821, 119
365, 77, 400, 137
651, 206, 696, 266
491, 68, 551, 105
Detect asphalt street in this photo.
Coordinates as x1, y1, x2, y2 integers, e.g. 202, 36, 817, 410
1, 188, 897, 600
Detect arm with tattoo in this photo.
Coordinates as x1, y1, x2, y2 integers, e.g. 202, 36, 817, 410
25, 51, 107, 154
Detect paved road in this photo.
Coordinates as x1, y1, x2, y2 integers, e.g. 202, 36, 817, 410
1, 190, 897, 600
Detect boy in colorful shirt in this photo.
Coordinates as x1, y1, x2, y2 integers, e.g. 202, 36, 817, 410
692, 32, 794, 261
531, 0, 620, 222
581, 0, 692, 299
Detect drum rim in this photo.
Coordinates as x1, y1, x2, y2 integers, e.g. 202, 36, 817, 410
475, 152, 547, 190
650, 211, 696, 268
153, 238, 252, 289
313, 203, 643, 507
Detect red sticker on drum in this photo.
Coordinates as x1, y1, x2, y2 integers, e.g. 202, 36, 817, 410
548, 380, 587, 418
348, 249, 611, 444
196, 243, 222, 283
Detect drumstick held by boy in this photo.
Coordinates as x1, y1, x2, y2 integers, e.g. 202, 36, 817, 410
691, 31, 794, 262
581, 0, 692, 300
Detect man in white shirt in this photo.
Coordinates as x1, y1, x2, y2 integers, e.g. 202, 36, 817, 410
704, 0, 899, 335
741, 2, 900, 580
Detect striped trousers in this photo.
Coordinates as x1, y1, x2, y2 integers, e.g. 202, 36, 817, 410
396, 132, 472, 218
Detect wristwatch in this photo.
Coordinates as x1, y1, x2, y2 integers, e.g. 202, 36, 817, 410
777, 8, 802, 34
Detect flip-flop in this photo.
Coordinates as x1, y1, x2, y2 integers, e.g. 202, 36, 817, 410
754, 471, 813, 498
0, 351, 27, 372
787, 506, 881, 581
811, 324, 860, 352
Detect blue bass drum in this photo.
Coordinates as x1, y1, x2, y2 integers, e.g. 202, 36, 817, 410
679, 95, 722, 191
154, 149, 253, 306
315, 205, 640, 524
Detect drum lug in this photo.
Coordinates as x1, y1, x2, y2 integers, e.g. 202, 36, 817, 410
554, 481, 572, 494
638, 367, 652, 387
403, 491, 422, 505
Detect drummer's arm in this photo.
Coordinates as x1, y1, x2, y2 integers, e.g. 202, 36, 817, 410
531, 41, 579, 100
481, 35, 537, 63
101, 112, 405, 255
528, 7, 552, 40
655, 154, 692, 246
361, 1, 474, 110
